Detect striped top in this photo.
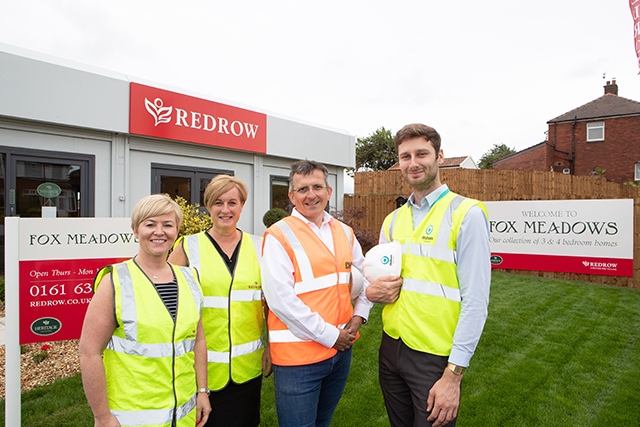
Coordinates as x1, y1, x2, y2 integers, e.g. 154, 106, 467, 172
153, 280, 179, 319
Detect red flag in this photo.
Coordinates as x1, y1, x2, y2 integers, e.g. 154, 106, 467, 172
631, 0, 640, 73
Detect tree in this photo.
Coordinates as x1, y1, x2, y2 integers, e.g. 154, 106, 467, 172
349, 127, 397, 176
478, 143, 516, 169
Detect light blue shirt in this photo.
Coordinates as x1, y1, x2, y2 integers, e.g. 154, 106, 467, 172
379, 184, 491, 367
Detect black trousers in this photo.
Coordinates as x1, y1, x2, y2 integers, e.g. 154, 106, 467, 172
204, 376, 262, 427
379, 332, 458, 427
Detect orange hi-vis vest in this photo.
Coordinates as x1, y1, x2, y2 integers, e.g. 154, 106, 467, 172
265, 216, 355, 366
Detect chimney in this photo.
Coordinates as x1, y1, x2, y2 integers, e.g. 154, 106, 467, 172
604, 79, 618, 95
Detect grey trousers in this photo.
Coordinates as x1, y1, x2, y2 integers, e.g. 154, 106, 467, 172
378, 332, 458, 427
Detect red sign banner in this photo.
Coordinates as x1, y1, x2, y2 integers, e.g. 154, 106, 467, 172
631, 0, 640, 73
490, 253, 633, 277
19, 257, 126, 344
129, 82, 267, 153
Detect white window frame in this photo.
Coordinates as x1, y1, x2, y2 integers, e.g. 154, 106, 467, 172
586, 122, 605, 142
634, 162, 640, 181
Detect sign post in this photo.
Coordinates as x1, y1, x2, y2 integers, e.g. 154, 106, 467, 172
4, 217, 138, 426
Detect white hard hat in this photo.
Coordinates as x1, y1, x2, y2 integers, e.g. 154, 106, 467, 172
363, 241, 402, 283
350, 267, 364, 300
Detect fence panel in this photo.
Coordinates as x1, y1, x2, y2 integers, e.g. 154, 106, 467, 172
345, 169, 640, 288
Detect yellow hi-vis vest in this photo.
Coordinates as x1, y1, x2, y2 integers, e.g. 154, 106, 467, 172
381, 190, 488, 356
178, 231, 264, 391
95, 259, 203, 427
265, 216, 354, 366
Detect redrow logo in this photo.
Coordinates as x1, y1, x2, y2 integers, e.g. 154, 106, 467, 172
582, 261, 618, 268
144, 97, 260, 139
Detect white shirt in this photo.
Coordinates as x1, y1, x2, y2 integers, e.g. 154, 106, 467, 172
380, 184, 491, 367
261, 208, 373, 349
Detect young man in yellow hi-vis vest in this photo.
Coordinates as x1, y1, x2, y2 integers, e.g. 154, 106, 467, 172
366, 124, 491, 427
261, 160, 373, 427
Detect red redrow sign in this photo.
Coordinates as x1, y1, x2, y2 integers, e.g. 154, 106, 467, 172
129, 82, 267, 153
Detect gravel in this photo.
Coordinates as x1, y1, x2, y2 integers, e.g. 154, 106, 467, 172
0, 302, 82, 399
0, 340, 81, 399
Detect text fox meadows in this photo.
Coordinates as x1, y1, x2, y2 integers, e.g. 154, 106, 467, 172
29, 233, 137, 246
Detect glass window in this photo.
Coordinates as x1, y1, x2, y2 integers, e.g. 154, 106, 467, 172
151, 164, 232, 210
270, 176, 290, 211
586, 122, 604, 142
0, 147, 95, 275
16, 161, 81, 217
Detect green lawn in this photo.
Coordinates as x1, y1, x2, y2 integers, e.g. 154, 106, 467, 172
2, 272, 640, 426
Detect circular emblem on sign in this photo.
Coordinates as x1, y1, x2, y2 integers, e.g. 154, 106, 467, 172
426, 225, 433, 235
490, 255, 503, 265
30, 317, 62, 336
381, 255, 390, 265
37, 183, 62, 198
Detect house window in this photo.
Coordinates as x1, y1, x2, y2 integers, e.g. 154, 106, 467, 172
586, 122, 604, 142
635, 162, 640, 181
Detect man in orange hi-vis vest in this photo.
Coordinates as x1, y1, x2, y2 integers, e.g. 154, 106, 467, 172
261, 159, 373, 427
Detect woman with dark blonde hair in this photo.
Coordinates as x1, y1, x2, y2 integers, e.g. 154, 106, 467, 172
79, 194, 211, 427
169, 175, 270, 427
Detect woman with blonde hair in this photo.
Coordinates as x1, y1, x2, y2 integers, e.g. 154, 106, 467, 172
169, 175, 270, 427
79, 194, 211, 427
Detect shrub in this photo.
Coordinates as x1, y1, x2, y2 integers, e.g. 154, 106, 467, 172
173, 195, 212, 237
0, 279, 4, 303
330, 206, 378, 254
263, 208, 289, 228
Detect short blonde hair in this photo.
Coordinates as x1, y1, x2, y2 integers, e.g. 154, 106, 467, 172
203, 175, 248, 210
131, 194, 183, 232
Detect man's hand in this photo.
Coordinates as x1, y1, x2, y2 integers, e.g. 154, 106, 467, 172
262, 342, 273, 378
345, 316, 364, 335
365, 275, 403, 304
333, 328, 356, 351
426, 368, 462, 427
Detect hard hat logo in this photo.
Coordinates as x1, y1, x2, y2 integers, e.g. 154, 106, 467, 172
381, 255, 391, 265
363, 241, 402, 282
426, 225, 434, 235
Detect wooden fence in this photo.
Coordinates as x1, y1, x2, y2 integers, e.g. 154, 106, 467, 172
343, 169, 640, 288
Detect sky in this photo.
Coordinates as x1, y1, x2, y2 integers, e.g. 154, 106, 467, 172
1, 0, 638, 166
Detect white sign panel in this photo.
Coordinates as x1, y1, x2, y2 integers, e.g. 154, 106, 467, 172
485, 199, 633, 276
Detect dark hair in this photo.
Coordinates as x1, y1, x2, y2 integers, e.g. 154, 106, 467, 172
288, 160, 330, 191
394, 124, 441, 153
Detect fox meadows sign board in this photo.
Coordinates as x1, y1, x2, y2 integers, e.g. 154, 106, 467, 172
10, 218, 138, 344
129, 82, 267, 153
485, 199, 633, 277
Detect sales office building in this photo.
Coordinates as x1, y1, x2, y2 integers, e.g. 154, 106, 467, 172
0, 43, 355, 272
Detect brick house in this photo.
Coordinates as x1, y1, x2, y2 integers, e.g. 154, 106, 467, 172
493, 80, 640, 184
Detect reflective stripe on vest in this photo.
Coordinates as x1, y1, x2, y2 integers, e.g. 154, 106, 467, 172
382, 192, 487, 356
266, 216, 354, 366
204, 290, 262, 308
208, 337, 263, 363
112, 394, 196, 427
268, 322, 348, 343
183, 231, 264, 390
272, 220, 353, 293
